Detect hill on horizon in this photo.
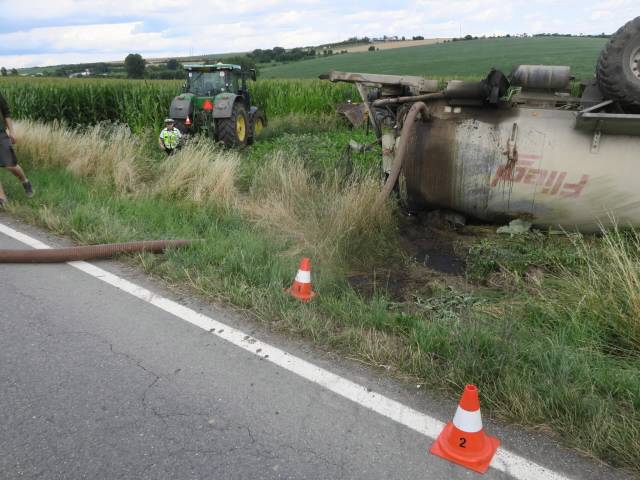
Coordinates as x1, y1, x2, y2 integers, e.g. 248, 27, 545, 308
259, 36, 608, 80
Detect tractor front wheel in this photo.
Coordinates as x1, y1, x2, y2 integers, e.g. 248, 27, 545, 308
217, 103, 249, 147
247, 112, 267, 145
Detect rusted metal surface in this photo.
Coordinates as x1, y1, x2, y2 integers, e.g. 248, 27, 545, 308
336, 102, 368, 127
0, 240, 190, 263
509, 65, 572, 90
320, 70, 439, 94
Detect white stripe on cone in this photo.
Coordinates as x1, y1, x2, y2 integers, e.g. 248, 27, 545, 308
295, 270, 311, 283
452, 406, 483, 433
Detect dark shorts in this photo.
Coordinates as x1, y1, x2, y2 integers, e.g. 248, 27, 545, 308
0, 132, 18, 167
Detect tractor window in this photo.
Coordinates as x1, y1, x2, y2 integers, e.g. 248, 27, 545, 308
228, 73, 240, 93
187, 71, 227, 95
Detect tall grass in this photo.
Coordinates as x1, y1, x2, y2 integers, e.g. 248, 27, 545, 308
15, 120, 140, 193
246, 153, 394, 266
13, 119, 395, 269
537, 225, 640, 355
154, 139, 240, 209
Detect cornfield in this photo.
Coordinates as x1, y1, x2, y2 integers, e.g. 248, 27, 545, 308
0, 77, 356, 132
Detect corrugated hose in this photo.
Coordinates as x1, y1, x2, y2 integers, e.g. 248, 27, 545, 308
0, 240, 191, 263
378, 101, 431, 203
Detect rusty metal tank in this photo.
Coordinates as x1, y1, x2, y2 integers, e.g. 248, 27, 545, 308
402, 101, 640, 231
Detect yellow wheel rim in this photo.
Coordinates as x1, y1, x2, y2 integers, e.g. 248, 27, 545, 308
236, 115, 246, 142
254, 118, 264, 135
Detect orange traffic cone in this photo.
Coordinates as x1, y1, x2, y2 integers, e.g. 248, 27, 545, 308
430, 384, 500, 474
286, 257, 316, 302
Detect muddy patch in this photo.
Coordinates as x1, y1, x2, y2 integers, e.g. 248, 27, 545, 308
347, 212, 470, 300
400, 213, 467, 275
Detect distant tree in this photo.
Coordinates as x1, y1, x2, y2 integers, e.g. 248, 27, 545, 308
166, 58, 179, 70
10, 68, 18, 76
272, 46, 286, 59
93, 62, 110, 74
222, 56, 257, 72
464, 34, 473, 40
124, 53, 145, 78
412, 35, 424, 40
402, 36, 406, 41
368, 45, 375, 51
0, 67, 6, 76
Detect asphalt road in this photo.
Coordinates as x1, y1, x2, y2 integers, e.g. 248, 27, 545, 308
0, 217, 633, 480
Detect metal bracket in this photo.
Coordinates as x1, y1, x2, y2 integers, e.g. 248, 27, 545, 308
506, 122, 519, 162
355, 82, 382, 140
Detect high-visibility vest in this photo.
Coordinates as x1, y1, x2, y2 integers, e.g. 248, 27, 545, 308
160, 128, 181, 149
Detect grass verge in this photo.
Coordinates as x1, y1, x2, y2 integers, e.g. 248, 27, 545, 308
2, 118, 639, 473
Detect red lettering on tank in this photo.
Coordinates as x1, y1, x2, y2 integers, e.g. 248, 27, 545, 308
523, 169, 548, 185
491, 162, 588, 198
560, 175, 590, 198
549, 172, 567, 195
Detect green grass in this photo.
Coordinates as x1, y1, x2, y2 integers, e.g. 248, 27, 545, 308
2, 117, 639, 474
260, 36, 608, 80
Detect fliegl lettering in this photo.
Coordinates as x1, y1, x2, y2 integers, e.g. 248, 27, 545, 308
490, 156, 589, 199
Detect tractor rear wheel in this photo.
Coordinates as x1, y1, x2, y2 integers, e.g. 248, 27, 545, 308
217, 103, 249, 147
597, 16, 640, 112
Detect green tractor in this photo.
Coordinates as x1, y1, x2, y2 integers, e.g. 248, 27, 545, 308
169, 63, 267, 147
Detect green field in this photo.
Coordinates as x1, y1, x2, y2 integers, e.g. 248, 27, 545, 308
0, 77, 355, 131
260, 36, 608, 80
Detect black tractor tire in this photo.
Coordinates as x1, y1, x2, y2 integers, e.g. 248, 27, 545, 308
596, 16, 640, 112
247, 111, 267, 146
217, 103, 249, 147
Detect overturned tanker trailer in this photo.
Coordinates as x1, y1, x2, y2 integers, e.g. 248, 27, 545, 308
321, 17, 640, 231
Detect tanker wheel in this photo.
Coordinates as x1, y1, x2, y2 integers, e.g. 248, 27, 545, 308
597, 16, 640, 112
217, 103, 249, 147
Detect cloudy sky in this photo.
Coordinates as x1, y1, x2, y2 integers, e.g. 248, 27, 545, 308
1, 0, 639, 69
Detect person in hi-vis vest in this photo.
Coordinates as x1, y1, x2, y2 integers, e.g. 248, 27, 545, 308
158, 118, 182, 155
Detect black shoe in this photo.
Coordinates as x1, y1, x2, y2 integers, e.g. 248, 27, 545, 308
22, 180, 34, 198
0, 198, 6, 209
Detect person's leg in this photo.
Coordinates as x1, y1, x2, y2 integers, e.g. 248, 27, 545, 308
6, 165, 27, 182
0, 180, 7, 206
6, 166, 33, 197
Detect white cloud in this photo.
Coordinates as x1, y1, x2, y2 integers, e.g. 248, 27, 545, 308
0, 0, 639, 68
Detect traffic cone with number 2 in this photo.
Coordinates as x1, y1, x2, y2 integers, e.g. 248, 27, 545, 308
430, 384, 500, 474
286, 257, 315, 302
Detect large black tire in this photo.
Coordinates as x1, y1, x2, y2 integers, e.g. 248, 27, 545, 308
597, 16, 640, 112
247, 111, 266, 146
217, 103, 249, 147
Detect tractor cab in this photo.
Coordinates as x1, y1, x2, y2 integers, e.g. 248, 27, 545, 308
169, 63, 264, 147
183, 63, 256, 98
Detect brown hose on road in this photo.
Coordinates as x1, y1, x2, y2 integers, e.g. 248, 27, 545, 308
0, 240, 191, 263
377, 101, 431, 204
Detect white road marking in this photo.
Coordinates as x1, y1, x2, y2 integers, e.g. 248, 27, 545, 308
0, 222, 573, 480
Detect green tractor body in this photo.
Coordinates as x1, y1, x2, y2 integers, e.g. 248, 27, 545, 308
169, 63, 266, 147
